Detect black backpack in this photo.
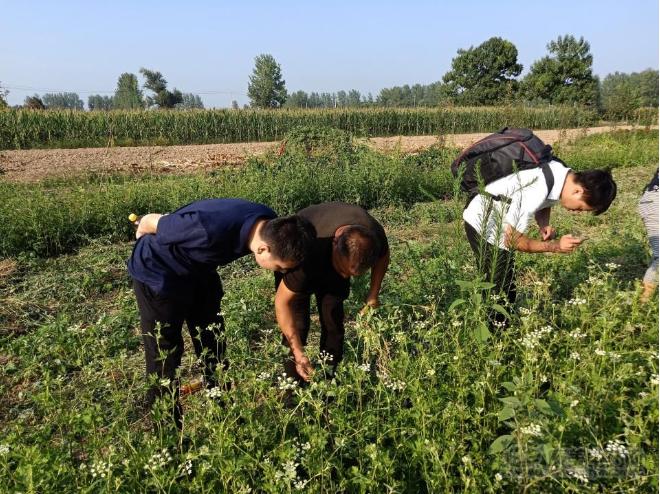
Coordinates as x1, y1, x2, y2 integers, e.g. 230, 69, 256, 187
451, 128, 557, 203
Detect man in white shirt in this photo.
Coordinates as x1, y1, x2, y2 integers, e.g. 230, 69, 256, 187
463, 161, 617, 326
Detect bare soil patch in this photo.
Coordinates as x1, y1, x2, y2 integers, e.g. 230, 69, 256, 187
0, 125, 650, 182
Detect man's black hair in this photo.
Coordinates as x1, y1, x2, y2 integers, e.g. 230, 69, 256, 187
336, 225, 380, 272
574, 169, 617, 215
261, 215, 316, 264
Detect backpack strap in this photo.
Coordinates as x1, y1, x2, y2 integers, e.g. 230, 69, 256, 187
540, 161, 555, 197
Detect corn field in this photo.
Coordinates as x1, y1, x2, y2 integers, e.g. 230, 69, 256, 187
0, 106, 613, 150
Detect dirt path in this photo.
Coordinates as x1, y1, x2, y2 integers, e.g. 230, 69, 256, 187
0, 125, 652, 182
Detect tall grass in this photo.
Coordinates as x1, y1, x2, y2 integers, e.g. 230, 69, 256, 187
0, 129, 656, 258
0, 106, 602, 150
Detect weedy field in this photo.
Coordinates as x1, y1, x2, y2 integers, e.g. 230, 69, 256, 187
0, 129, 657, 492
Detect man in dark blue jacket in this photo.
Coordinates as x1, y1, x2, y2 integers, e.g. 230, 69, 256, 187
128, 198, 315, 428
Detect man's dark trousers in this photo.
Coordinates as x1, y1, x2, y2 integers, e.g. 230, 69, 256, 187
275, 276, 347, 382
464, 222, 516, 325
132, 271, 226, 427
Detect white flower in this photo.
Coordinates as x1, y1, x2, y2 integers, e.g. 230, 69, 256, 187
452, 320, 461, 328
569, 329, 586, 339
588, 447, 604, 460
357, 363, 371, 372
277, 374, 298, 391
318, 350, 334, 364
274, 460, 298, 482
426, 368, 436, 377
650, 375, 659, 386
595, 349, 607, 356
205, 387, 223, 399
377, 372, 406, 392
144, 448, 172, 471
257, 372, 271, 381
541, 375, 549, 383
569, 351, 581, 361
159, 378, 171, 387
494, 472, 503, 482
89, 460, 112, 479
568, 467, 589, 483
461, 455, 470, 464
609, 352, 621, 361
570, 400, 579, 408
519, 307, 532, 316
520, 325, 553, 349
568, 298, 587, 306
605, 262, 620, 270
605, 439, 628, 458
519, 423, 542, 436
0, 445, 9, 455
179, 459, 193, 475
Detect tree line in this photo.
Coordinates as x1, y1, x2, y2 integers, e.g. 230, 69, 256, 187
9, 68, 205, 112
1, 34, 657, 118
249, 36, 657, 120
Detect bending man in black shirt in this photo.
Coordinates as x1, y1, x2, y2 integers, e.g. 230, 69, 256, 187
275, 202, 390, 382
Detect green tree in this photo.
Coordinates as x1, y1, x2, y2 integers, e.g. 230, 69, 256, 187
442, 37, 522, 105
24, 94, 45, 110
139, 68, 183, 109
178, 93, 204, 109
0, 82, 8, 109
113, 73, 144, 109
522, 35, 599, 107
42, 92, 84, 110
600, 69, 659, 119
87, 95, 114, 111
247, 54, 287, 108
284, 90, 309, 108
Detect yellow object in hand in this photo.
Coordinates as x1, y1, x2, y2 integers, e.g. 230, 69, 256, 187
128, 213, 138, 223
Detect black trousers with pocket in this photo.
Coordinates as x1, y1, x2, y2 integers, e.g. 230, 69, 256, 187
464, 222, 517, 325
275, 274, 349, 382
132, 272, 226, 426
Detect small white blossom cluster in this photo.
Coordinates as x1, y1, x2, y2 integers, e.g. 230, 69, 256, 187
520, 325, 553, 349
277, 374, 298, 391
84, 460, 112, 479
394, 331, 407, 344
274, 459, 298, 481
494, 472, 503, 483
570, 400, 579, 408
594, 348, 621, 360
205, 387, 224, 399
586, 274, 606, 286
377, 372, 406, 392
318, 350, 334, 364
518, 307, 532, 317
257, 372, 271, 381
67, 323, 87, 334
144, 448, 172, 471
650, 375, 659, 386
605, 262, 620, 270
567, 467, 589, 483
461, 455, 470, 465
588, 447, 604, 460
568, 298, 587, 306
357, 363, 371, 372
605, 439, 628, 458
179, 459, 193, 476
569, 328, 586, 339
569, 352, 581, 361
519, 423, 542, 437
0, 444, 9, 455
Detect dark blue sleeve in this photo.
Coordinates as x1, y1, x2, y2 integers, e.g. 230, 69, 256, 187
156, 211, 209, 247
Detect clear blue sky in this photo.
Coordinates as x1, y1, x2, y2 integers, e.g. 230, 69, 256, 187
2, 0, 658, 108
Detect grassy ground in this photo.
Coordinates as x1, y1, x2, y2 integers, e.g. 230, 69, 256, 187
0, 146, 657, 492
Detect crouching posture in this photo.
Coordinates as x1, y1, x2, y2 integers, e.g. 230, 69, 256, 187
127, 198, 315, 428
454, 129, 617, 326
275, 202, 390, 382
